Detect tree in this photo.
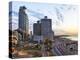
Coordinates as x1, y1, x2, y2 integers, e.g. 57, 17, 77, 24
44, 39, 52, 51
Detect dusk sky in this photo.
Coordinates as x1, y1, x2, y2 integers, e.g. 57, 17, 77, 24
9, 1, 79, 35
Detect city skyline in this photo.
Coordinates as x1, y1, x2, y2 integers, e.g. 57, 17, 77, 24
9, 2, 78, 58
9, 1, 78, 36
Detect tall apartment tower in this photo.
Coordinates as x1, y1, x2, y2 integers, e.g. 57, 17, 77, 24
33, 21, 41, 35
33, 21, 42, 43
41, 16, 53, 41
19, 6, 29, 41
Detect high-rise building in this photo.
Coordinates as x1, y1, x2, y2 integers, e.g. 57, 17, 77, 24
18, 6, 29, 41
33, 16, 54, 43
41, 16, 53, 41
33, 21, 41, 35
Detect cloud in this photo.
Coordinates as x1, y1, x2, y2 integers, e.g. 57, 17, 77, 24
9, 12, 18, 30
55, 7, 64, 22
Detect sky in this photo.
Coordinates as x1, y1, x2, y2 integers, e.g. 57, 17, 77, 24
9, 1, 79, 36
